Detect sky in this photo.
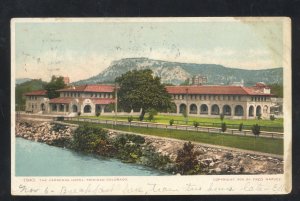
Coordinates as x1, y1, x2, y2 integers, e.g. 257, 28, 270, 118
13, 18, 285, 82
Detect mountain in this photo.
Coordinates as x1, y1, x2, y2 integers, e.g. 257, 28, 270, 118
16, 78, 32, 85
73, 58, 283, 86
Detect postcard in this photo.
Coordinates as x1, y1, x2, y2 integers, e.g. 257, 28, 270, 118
11, 17, 291, 195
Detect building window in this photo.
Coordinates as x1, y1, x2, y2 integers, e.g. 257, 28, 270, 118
234, 105, 244, 116
200, 104, 208, 114
223, 105, 231, 116
84, 105, 92, 113
211, 104, 220, 115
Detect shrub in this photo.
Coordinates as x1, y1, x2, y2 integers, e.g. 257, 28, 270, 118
71, 124, 108, 153
220, 113, 224, 121
193, 121, 199, 128
221, 122, 227, 132
147, 108, 158, 121
252, 124, 261, 137
96, 112, 100, 117
77, 112, 81, 116
257, 113, 262, 120
270, 115, 276, 121
239, 123, 243, 131
128, 116, 133, 122
169, 119, 174, 126
176, 141, 200, 175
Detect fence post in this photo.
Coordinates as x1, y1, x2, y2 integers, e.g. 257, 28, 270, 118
232, 130, 233, 135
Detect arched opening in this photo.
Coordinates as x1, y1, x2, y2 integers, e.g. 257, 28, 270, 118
84, 105, 92, 113
189, 104, 197, 114
256, 106, 261, 116
72, 105, 78, 113
234, 105, 244, 116
179, 104, 187, 114
263, 105, 268, 114
211, 104, 220, 115
41, 103, 45, 111
200, 104, 208, 114
223, 105, 231, 116
248, 106, 254, 117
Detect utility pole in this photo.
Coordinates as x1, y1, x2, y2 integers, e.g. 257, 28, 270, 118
186, 87, 189, 124
114, 82, 118, 126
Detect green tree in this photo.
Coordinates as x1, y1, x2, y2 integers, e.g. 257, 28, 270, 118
193, 121, 199, 128
15, 79, 46, 110
252, 124, 261, 138
44, 76, 66, 99
115, 69, 172, 120
147, 108, 158, 121
239, 123, 243, 131
269, 83, 283, 97
220, 113, 224, 121
221, 122, 227, 132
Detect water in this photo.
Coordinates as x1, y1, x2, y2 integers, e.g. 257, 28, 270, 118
15, 137, 168, 176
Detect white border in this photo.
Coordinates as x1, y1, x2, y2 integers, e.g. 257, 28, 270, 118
11, 17, 292, 195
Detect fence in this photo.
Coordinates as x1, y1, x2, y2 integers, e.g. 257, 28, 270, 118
169, 120, 283, 132
60, 117, 283, 139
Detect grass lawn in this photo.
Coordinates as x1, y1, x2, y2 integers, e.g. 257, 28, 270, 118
81, 114, 283, 132
67, 121, 283, 155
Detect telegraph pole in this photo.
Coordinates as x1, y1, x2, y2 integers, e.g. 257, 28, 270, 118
186, 88, 189, 124
114, 82, 118, 126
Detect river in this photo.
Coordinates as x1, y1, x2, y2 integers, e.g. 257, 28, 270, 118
15, 137, 168, 176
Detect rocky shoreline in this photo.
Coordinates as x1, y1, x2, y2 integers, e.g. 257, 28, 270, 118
15, 120, 283, 175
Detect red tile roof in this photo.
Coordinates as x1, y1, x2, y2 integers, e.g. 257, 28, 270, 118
24, 90, 47, 96
49, 97, 115, 105
57, 84, 115, 93
90, 98, 115, 105
166, 85, 273, 96
49, 97, 74, 104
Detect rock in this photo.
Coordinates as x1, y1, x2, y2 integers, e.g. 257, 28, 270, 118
215, 168, 221, 173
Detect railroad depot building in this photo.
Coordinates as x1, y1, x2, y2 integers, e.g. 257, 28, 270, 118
24, 83, 274, 119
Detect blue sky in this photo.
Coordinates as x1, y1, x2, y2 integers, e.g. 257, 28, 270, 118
14, 18, 284, 82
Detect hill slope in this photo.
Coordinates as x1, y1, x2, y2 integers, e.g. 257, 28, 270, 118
74, 58, 283, 86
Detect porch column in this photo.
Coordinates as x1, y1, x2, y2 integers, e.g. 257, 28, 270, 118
176, 103, 180, 114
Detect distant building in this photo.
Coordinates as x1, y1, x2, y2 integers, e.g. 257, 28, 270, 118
63, 77, 70, 85
231, 79, 244, 87
188, 75, 207, 85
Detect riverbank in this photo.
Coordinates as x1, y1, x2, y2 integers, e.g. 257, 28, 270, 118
15, 120, 283, 175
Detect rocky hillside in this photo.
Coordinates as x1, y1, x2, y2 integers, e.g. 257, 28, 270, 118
74, 58, 283, 86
